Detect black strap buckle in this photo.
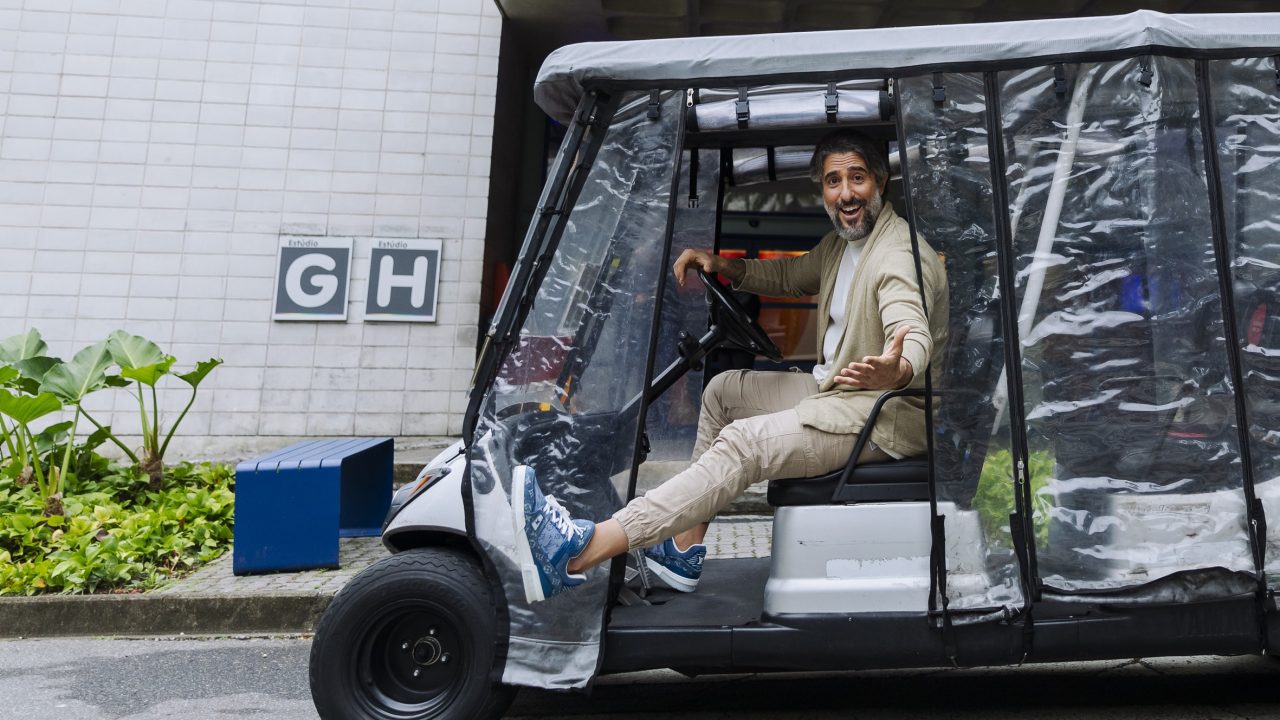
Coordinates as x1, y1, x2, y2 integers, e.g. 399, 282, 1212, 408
932, 72, 946, 104
573, 99, 594, 126
1053, 64, 1068, 96
825, 82, 839, 123
688, 150, 700, 208
647, 89, 661, 120
1138, 59, 1153, 87
735, 88, 750, 129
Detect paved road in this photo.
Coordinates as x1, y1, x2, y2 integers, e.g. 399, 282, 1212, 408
3, 636, 1280, 719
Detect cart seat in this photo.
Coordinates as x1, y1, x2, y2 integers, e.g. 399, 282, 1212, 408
766, 458, 930, 506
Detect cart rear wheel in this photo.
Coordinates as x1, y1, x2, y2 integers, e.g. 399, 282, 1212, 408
309, 547, 516, 720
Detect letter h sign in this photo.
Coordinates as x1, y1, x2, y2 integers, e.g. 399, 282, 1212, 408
365, 239, 442, 322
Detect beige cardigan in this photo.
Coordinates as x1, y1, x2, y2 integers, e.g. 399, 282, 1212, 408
735, 203, 948, 459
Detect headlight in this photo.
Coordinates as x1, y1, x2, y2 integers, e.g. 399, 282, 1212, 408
382, 465, 452, 531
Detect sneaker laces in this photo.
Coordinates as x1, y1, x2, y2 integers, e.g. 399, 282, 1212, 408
543, 494, 580, 538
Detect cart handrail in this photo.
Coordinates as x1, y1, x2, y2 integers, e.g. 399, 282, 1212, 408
831, 387, 929, 503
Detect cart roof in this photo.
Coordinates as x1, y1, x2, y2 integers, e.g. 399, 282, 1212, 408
534, 10, 1280, 123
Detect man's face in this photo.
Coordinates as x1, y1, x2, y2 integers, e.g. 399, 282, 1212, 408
821, 151, 885, 242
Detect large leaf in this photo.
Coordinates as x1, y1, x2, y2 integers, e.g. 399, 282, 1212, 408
0, 391, 63, 425
0, 330, 47, 364
0, 366, 17, 387
120, 356, 175, 386
13, 356, 60, 383
41, 342, 112, 404
13, 376, 41, 397
107, 331, 166, 371
81, 425, 112, 452
12, 356, 63, 396
33, 420, 74, 456
108, 331, 173, 387
177, 358, 223, 388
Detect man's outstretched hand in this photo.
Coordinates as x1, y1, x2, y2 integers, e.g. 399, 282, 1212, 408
833, 325, 914, 390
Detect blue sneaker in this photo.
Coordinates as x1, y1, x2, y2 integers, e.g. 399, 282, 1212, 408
643, 538, 706, 593
510, 465, 595, 603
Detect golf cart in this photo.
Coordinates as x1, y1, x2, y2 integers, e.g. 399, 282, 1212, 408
310, 11, 1280, 719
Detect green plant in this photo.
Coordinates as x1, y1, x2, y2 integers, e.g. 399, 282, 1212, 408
0, 329, 226, 511
34, 341, 117, 515
102, 331, 222, 483
0, 329, 222, 499
0, 330, 57, 477
972, 447, 1055, 550
0, 460, 235, 595
0, 328, 232, 594
0, 389, 65, 515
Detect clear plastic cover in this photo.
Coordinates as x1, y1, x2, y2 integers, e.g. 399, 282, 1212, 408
643, 149, 720, 469
468, 91, 683, 689
898, 72, 1023, 612
728, 146, 813, 186
1208, 57, 1280, 583
999, 58, 1253, 593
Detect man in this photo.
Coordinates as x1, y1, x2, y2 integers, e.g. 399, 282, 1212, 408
512, 129, 948, 603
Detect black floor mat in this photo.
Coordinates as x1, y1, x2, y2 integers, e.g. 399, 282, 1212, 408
610, 556, 771, 628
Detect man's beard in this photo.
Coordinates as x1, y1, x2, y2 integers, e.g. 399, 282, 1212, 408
826, 192, 883, 242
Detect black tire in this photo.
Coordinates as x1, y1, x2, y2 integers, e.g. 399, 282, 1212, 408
309, 547, 517, 720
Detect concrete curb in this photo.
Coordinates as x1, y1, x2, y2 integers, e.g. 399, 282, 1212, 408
0, 593, 333, 639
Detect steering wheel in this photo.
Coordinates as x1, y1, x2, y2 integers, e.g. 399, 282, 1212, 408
697, 269, 784, 363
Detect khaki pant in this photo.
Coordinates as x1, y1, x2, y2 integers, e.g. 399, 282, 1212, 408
613, 369, 891, 550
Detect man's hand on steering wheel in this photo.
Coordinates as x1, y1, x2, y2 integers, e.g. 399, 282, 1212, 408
833, 325, 914, 390
673, 248, 744, 288
671, 249, 782, 362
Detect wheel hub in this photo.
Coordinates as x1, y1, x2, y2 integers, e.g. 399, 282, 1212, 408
411, 636, 445, 666
359, 607, 467, 714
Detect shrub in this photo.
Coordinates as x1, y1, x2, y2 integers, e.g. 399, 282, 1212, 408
0, 329, 232, 595
972, 447, 1054, 550
0, 329, 221, 514
0, 460, 234, 595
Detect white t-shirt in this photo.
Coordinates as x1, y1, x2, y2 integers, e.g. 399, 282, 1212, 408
811, 238, 866, 385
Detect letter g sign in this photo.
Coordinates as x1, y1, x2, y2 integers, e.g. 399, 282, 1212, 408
285, 253, 339, 308
273, 237, 353, 320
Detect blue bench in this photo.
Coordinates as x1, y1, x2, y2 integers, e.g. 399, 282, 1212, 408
233, 437, 393, 575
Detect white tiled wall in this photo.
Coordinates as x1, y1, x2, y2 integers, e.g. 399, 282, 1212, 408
0, 0, 500, 453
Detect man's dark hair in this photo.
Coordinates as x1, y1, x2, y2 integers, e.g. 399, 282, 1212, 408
809, 129, 889, 185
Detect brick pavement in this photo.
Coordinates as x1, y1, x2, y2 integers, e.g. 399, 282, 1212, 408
155, 536, 391, 596
703, 515, 774, 558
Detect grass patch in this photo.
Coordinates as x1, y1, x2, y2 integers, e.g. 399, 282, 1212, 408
0, 460, 234, 595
